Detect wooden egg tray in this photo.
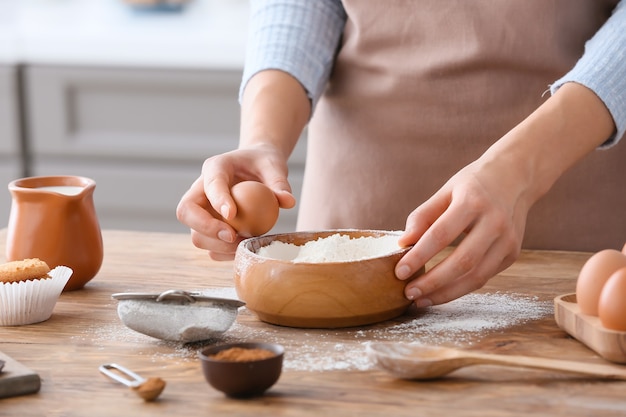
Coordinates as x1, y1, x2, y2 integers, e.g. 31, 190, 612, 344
554, 293, 626, 364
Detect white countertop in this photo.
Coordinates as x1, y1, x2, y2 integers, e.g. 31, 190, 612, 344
0, 0, 249, 69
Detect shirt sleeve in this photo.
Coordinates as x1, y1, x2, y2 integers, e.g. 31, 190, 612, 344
550, 0, 626, 148
239, 0, 347, 111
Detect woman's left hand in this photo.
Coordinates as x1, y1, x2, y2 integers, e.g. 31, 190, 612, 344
394, 153, 529, 307
394, 82, 616, 307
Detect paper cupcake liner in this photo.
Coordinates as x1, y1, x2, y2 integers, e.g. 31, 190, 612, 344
0, 266, 73, 326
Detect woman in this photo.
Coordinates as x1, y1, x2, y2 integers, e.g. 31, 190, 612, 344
177, 1, 626, 307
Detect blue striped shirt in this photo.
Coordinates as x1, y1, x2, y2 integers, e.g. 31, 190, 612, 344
241, 0, 626, 145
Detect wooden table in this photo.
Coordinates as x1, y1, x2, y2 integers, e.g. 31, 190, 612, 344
1, 229, 625, 416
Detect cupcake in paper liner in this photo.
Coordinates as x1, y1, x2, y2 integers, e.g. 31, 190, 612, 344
0, 265, 73, 326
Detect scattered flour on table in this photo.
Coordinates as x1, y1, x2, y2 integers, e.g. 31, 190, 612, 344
256, 233, 402, 262
82, 288, 552, 372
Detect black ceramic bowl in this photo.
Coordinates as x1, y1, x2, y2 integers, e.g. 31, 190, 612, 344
198, 342, 284, 398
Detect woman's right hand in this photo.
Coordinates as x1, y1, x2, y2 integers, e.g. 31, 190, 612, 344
176, 144, 296, 261
178, 69, 311, 260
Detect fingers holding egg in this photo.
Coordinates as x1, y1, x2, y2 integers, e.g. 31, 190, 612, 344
222, 181, 280, 237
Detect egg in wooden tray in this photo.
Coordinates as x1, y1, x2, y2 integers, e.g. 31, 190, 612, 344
554, 243, 626, 363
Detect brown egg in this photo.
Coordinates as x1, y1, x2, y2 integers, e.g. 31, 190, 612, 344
224, 181, 279, 237
598, 267, 626, 331
576, 249, 626, 316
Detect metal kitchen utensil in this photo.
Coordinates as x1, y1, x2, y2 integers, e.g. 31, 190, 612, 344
367, 342, 626, 380
99, 363, 165, 402
112, 289, 245, 343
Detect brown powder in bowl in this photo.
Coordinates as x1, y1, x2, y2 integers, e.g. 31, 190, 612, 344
211, 347, 276, 362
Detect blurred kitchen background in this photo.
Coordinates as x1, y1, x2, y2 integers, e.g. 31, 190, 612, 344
0, 0, 306, 234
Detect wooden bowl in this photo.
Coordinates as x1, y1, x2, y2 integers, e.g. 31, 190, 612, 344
233, 230, 423, 328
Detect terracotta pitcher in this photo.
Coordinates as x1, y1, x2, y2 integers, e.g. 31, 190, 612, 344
6, 175, 103, 291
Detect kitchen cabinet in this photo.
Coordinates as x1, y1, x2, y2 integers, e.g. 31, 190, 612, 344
23, 66, 306, 233
0, 1, 306, 234
0, 65, 22, 227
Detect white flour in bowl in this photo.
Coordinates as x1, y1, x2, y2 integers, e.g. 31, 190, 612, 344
256, 233, 403, 263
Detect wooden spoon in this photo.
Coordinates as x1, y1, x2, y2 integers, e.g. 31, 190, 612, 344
367, 342, 626, 380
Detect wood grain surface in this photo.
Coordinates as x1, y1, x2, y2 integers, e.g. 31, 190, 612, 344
1, 229, 625, 417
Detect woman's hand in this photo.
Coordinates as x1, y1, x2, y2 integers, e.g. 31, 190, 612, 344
395, 82, 616, 307
395, 154, 529, 307
176, 145, 296, 260
177, 69, 311, 260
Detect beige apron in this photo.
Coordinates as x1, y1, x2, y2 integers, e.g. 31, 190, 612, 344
299, 0, 626, 252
